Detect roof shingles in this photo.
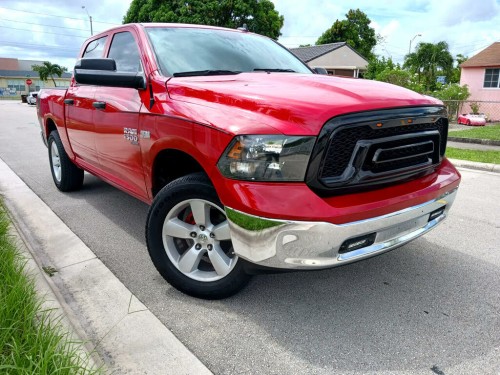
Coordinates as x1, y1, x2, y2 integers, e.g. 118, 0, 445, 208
290, 42, 346, 63
461, 42, 500, 68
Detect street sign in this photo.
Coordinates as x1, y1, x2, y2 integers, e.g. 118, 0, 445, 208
26, 79, 33, 86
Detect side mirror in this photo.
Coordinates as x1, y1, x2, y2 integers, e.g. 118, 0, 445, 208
74, 58, 146, 90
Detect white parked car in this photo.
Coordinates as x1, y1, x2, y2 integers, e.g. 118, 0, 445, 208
27, 91, 39, 105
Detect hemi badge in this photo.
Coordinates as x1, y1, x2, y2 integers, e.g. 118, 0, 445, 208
140, 130, 151, 139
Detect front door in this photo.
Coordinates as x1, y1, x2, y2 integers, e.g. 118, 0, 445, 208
93, 30, 147, 198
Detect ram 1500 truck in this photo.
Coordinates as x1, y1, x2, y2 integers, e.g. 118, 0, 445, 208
37, 23, 460, 299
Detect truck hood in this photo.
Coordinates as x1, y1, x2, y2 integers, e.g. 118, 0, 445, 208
166, 73, 442, 136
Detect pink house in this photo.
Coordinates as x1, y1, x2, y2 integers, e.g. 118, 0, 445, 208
460, 42, 500, 121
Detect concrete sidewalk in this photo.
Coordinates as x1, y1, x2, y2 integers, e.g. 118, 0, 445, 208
0, 158, 212, 375
448, 140, 500, 152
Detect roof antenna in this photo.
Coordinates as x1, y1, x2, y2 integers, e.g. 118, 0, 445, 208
237, 23, 248, 32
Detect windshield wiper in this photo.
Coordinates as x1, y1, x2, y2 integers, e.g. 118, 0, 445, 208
253, 68, 296, 73
173, 70, 241, 77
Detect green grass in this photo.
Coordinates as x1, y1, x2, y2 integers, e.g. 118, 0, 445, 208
225, 208, 282, 231
0, 202, 101, 375
450, 124, 500, 141
447, 147, 500, 164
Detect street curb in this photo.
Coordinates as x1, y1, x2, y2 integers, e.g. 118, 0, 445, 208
448, 158, 500, 173
0, 158, 212, 375
448, 137, 500, 146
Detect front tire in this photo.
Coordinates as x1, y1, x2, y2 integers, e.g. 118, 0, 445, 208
48, 131, 84, 192
146, 173, 251, 299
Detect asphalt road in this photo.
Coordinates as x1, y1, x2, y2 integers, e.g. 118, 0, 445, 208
1, 101, 499, 375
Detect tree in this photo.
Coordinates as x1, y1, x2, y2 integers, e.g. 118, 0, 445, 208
403, 41, 453, 91
123, 0, 284, 39
316, 9, 377, 59
364, 56, 396, 80
365, 56, 421, 91
32, 62, 67, 87
450, 54, 468, 83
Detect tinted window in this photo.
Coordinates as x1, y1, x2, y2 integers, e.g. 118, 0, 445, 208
108, 32, 142, 72
146, 27, 311, 76
83, 36, 107, 58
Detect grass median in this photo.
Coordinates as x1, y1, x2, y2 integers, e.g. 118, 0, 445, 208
0, 202, 101, 374
450, 124, 500, 141
446, 147, 500, 164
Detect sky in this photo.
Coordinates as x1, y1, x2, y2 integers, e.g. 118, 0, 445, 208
0, 0, 499, 71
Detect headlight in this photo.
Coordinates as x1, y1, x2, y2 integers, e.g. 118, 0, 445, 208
217, 135, 316, 181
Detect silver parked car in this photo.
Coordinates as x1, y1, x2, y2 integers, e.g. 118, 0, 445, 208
27, 91, 39, 105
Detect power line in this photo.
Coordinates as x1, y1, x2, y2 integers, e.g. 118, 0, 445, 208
0, 17, 91, 32
0, 25, 88, 39
0, 40, 80, 52
0, 6, 119, 25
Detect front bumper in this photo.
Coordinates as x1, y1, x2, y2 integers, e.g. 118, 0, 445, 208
226, 187, 458, 269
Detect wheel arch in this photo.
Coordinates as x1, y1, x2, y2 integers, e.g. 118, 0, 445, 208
45, 117, 57, 137
150, 148, 208, 197
42, 114, 76, 160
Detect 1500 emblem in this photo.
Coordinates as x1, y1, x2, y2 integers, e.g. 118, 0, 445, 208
124, 128, 138, 145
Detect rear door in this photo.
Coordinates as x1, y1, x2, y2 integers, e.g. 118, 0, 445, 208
92, 30, 147, 198
65, 36, 108, 166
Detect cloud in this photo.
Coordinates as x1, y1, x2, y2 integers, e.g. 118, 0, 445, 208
0, 0, 128, 68
429, 0, 500, 26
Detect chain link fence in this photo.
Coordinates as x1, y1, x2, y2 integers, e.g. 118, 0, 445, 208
443, 100, 500, 123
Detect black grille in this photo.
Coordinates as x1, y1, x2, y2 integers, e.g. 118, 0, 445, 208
305, 106, 449, 195
320, 121, 446, 179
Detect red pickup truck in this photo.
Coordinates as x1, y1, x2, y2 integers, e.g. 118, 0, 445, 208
37, 23, 460, 299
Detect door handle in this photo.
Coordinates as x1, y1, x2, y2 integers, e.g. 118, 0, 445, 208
92, 101, 106, 109
64, 99, 74, 105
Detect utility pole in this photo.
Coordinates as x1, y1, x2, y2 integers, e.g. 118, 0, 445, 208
408, 33, 422, 54
82, 5, 93, 36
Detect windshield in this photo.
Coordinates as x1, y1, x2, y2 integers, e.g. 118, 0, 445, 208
146, 27, 312, 76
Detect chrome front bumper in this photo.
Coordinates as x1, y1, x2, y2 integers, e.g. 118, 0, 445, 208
226, 188, 458, 270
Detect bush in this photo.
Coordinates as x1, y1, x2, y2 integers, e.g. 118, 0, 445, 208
470, 102, 480, 114
430, 84, 470, 120
430, 83, 470, 101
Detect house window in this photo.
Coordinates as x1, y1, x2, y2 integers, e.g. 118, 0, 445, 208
483, 68, 500, 88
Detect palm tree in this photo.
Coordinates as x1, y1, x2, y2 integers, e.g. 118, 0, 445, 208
32, 62, 68, 87
404, 41, 453, 91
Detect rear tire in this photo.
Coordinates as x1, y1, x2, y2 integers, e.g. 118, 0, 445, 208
48, 131, 84, 192
146, 173, 251, 299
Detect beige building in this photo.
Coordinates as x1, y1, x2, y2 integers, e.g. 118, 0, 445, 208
290, 42, 369, 77
0, 57, 71, 97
